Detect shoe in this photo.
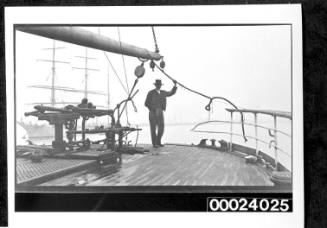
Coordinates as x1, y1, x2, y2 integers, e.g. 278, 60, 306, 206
158, 144, 165, 147
153, 145, 159, 148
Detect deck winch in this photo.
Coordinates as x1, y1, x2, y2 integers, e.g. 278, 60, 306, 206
25, 98, 143, 154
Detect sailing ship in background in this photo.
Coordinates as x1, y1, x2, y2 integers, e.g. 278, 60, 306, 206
18, 40, 111, 140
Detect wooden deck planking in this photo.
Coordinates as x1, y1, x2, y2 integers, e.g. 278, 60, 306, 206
41, 145, 274, 186
85, 145, 274, 186
17, 158, 96, 185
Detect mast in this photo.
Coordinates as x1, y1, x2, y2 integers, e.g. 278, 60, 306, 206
36, 40, 69, 106
85, 48, 88, 98
51, 41, 55, 105
73, 48, 99, 99
107, 65, 110, 109
107, 65, 110, 124
29, 41, 106, 108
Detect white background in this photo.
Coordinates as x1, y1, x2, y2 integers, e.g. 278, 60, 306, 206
5, 5, 303, 228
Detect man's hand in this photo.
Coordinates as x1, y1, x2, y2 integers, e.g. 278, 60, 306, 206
173, 80, 177, 86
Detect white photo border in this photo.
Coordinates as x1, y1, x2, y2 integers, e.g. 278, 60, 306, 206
5, 4, 303, 228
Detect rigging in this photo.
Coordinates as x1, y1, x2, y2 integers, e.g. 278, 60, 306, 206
117, 27, 130, 126
148, 27, 248, 142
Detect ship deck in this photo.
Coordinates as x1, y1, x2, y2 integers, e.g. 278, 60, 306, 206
38, 144, 274, 187
17, 157, 96, 186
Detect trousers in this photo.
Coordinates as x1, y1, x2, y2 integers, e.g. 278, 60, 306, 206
149, 109, 164, 146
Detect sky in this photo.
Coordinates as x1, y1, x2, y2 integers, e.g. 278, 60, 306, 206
15, 25, 292, 126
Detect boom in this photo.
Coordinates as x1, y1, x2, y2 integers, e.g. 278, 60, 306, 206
16, 26, 162, 60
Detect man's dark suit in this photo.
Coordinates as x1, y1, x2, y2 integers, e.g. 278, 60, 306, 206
145, 86, 177, 146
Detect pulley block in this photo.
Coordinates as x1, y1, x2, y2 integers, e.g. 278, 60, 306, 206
150, 60, 155, 72
160, 58, 166, 69
134, 63, 145, 78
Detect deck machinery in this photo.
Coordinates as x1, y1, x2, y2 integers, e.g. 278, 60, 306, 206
24, 99, 144, 167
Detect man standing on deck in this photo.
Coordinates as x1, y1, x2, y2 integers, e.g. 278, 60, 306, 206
145, 79, 177, 148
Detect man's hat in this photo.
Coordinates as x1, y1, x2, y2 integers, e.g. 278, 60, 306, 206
81, 98, 88, 103
154, 79, 163, 86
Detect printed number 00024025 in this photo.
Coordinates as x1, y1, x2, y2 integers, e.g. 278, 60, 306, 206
207, 198, 291, 212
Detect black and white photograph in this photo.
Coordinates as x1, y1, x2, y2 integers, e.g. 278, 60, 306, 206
14, 24, 293, 188
4, 4, 304, 228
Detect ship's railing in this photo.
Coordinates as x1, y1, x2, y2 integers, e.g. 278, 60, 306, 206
192, 108, 292, 171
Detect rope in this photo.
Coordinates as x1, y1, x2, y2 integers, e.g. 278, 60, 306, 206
117, 78, 139, 124
154, 63, 211, 99
125, 106, 130, 126
98, 28, 128, 95
103, 50, 128, 95
134, 125, 139, 147
151, 26, 160, 53
117, 27, 131, 126
117, 27, 130, 93
153, 63, 248, 142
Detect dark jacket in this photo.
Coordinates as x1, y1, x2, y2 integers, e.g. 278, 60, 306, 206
145, 86, 177, 111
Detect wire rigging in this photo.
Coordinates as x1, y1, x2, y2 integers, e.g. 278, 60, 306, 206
102, 47, 129, 95
98, 28, 129, 95
117, 27, 131, 126
117, 27, 130, 93
151, 26, 160, 53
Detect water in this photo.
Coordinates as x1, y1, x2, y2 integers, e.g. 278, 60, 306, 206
28, 120, 292, 170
